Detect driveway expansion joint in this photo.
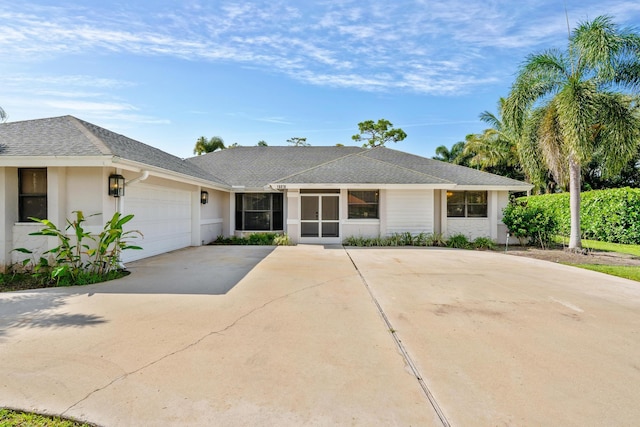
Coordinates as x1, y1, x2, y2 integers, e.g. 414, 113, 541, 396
344, 248, 451, 427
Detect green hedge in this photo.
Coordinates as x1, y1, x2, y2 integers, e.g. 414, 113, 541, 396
521, 187, 640, 244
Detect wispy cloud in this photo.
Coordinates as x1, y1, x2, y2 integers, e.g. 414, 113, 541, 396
1, 0, 639, 98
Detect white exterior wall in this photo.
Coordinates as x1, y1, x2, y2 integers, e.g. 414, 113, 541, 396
496, 191, 510, 244
384, 189, 434, 235
444, 190, 512, 243
286, 189, 300, 244
0, 168, 18, 272
10, 167, 116, 266
200, 188, 226, 244
446, 218, 491, 240
341, 188, 382, 239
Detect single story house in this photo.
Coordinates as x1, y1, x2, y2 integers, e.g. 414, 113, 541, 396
0, 115, 532, 271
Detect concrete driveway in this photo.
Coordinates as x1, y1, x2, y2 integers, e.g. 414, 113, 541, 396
1, 246, 639, 426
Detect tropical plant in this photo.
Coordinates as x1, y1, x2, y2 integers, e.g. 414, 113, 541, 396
193, 136, 225, 155
504, 15, 640, 250
433, 141, 468, 164
13, 211, 142, 285
472, 236, 496, 250
446, 234, 471, 249
273, 234, 292, 246
352, 119, 407, 148
465, 99, 546, 183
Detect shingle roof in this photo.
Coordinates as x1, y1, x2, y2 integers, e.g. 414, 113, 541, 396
1, 116, 532, 190
188, 146, 532, 189
187, 146, 364, 188
0, 116, 229, 185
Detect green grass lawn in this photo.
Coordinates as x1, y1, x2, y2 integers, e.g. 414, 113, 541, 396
552, 237, 640, 281
0, 408, 94, 426
555, 236, 640, 257
564, 264, 640, 282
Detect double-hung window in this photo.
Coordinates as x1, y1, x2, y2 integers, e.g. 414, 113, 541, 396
348, 190, 379, 219
235, 193, 283, 231
447, 191, 487, 218
18, 168, 47, 222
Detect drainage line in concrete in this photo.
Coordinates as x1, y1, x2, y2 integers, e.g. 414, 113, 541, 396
344, 248, 451, 427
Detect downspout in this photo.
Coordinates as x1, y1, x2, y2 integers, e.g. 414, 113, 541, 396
126, 170, 150, 186
117, 170, 149, 214
116, 170, 149, 269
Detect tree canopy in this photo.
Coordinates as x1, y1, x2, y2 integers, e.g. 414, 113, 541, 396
504, 15, 640, 249
352, 119, 407, 148
287, 137, 309, 147
193, 136, 225, 155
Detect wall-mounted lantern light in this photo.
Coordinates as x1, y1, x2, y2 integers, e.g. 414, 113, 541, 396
108, 174, 125, 197
201, 190, 209, 205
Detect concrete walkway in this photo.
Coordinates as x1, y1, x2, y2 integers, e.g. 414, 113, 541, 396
1, 246, 639, 426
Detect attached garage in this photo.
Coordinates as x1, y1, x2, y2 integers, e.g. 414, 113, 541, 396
124, 182, 192, 262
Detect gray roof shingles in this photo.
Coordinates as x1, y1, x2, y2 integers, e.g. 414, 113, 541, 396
188, 146, 531, 188
1, 116, 532, 190
0, 116, 229, 185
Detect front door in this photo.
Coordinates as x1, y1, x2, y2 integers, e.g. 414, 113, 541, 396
300, 194, 340, 241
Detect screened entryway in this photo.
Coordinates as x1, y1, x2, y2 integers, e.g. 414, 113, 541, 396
300, 192, 340, 241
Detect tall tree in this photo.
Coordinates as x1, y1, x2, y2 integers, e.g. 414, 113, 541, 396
287, 137, 309, 146
433, 141, 467, 164
193, 136, 225, 155
504, 15, 640, 250
352, 119, 407, 148
463, 99, 549, 185
0, 106, 6, 123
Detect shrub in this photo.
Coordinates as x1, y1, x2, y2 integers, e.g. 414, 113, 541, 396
213, 233, 280, 245
273, 234, 293, 246
472, 236, 496, 250
446, 234, 471, 249
502, 200, 557, 248
522, 187, 640, 244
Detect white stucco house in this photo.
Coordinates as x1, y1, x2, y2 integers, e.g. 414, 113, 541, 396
0, 116, 532, 271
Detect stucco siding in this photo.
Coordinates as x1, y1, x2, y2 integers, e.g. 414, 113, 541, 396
384, 189, 433, 235
65, 167, 105, 228
200, 188, 226, 244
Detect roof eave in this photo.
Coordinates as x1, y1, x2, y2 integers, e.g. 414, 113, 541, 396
111, 157, 231, 191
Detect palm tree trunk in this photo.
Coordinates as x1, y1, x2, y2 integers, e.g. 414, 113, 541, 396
568, 157, 582, 250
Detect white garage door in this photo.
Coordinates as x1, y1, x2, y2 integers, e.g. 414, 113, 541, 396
123, 183, 192, 262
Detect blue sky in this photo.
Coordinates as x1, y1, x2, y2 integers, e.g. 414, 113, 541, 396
2, 1, 640, 159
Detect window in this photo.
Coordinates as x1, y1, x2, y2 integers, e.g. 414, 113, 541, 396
18, 168, 47, 222
235, 193, 283, 231
447, 191, 487, 218
348, 190, 379, 219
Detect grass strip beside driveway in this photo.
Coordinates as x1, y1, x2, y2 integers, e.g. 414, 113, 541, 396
566, 264, 640, 282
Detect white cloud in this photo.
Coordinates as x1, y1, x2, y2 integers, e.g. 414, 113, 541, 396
1, 1, 638, 96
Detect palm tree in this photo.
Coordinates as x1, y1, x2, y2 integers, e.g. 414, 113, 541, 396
464, 99, 549, 187
433, 141, 467, 164
504, 15, 640, 250
193, 136, 225, 155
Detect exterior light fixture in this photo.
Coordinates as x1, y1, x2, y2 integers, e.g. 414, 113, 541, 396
201, 190, 209, 204
108, 174, 125, 197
